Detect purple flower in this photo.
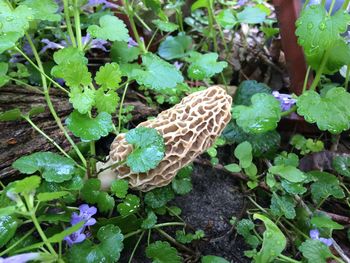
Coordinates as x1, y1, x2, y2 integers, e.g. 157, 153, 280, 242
0, 252, 40, 263
174, 61, 183, 70
82, 34, 108, 52
127, 37, 144, 48
310, 229, 333, 246
40, 39, 64, 53
84, 0, 119, 9
64, 204, 97, 246
272, 91, 297, 112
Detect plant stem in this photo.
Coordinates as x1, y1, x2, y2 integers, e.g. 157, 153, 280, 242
155, 228, 194, 254
134, 12, 152, 32
281, 106, 297, 117
344, 65, 350, 89
342, 0, 350, 9
73, 0, 83, 50
123, 0, 146, 53
21, 37, 87, 166
117, 82, 129, 133
8, 77, 44, 93
309, 49, 331, 91
154, 222, 186, 228
128, 231, 145, 263
146, 28, 159, 51
278, 254, 301, 263
302, 66, 311, 93
176, 10, 184, 32
63, 0, 77, 47
328, 0, 337, 15
207, 0, 218, 52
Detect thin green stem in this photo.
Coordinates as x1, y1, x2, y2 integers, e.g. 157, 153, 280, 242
156, 228, 194, 254
176, 10, 184, 32
73, 0, 83, 50
207, 0, 218, 52
146, 28, 159, 51
344, 65, 350, 89
278, 254, 301, 263
117, 82, 129, 133
134, 12, 152, 32
328, 0, 337, 15
20, 37, 87, 166
8, 77, 44, 93
63, 0, 77, 47
281, 106, 297, 117
0, 228, 35, 256
309, 49, 331, 91
302, 66, 311, 93
154, 222, 185, 228
342, 0, 350, 9
128, 231, 145, 263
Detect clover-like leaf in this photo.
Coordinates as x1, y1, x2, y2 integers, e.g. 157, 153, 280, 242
68, 224, 124, 263
172, 166, 193, 195
95, 63, 122, 90
69, 86, 95, 114
97, 192, 115, 213
269, 165, 306, 183
81, 178, 101, 204
144, 186, 175, 209
234, 141, 253, 169
66, 111, 114, 141
111, 179, 129, 199
88, 15, 129, 42
52, 61, 92, 87
233, 93, 281, 134
95, 89, 119, 114
22, 0, 61, 22
270, 193, 296, 219
13, 152, 76, 183
111, 41, 140, 64
117, 194, 140, 216
299, 240, 332, 263
141, 211, 157, 229
152, 19, 179, 32
146, 241, 182, 263
187, 52, 227, 80
332, 155, 350, 177
125, 127, 165, 173
158, 33, 192, 60
132, 53, 184, 91
296, 88, 350, 134
233, 80, 271, 106
236, 219, 260, 248
296, 5, 350, 56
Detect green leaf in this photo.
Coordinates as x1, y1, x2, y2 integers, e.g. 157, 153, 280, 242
66, 111, 114, 141
176, 230, 204, 244
68, 225, 124, 263
296, 5, 350, 56
0, 3, 33, 37
202, 256, 230, 263
191, 0, 208, 11
0, 207, 16, 217
224, 163, 241, 173
141, 211, 157, 229
37, 191, 68, 202
0, 108, 22, 121
332, 155, 350, 177
81, 179, 101, 204
146, 241, 182, 263
125, 127, 165, 173
299, 239, 332, 263
52, 61, 92, 87
110, 41, 140, 64
172, 166, 193, 195
95, 63, 122, 90
117, 194, 140, 216
216, 9, 237, 29
97, 192, 115, 213
144, 186, 175, 209
0, 62, 9, 87
132, 53, 184, 91
274, 152, 299, 167
253, 213, 287, 263
309, 171, 345, 203
311, 215, 344, 230
88, 15, 129, 42
53, 47, 88, 65
236, 219, 260, 248
152, 19, 179, 32
268, 165, 306, 183
296, 88, 350, 134
187, 52, 227, 80
48, 221, 84, 243
158, 33, 192, 60
270, 193, 296, 219
281, 180, 307, 195
12, 152, 76, 183
234, 141, 253, 169
0, 215, 18, 248
69, 86, 95, 114
0, 32, 22, 54
22, 0, 60, 21
222, 121, 280, 157
13, 175, 41, 194
233, 93, 281, 134
111, 179, 129, 199
237, 6, 267, 24
233, 80, 271, 106
95, 89, 119, 114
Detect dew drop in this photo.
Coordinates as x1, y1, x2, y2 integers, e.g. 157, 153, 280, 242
319, 22, 326, 31
6, 16, 14, 22
307, 22, 313, 30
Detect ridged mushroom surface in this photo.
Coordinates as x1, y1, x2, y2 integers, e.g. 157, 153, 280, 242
109, 86, 232, 191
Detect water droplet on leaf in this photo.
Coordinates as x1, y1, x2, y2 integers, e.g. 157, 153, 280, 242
319, 22, 326, 31
6, 16, 14, 22
307, 22, 313, 30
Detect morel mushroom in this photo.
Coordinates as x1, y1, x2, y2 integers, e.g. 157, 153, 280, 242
101, 86, 232, 191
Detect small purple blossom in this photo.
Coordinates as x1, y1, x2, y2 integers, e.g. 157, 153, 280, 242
82, 34, 108, 52
174, 61, 183, 70
127, 37, 144, 48
64, 204, 97, 246
272, 91, 297, 112
310, 229, 333, 246
0, 252, 40, 263
40, 39, 65, 53
84, 0, 119, 9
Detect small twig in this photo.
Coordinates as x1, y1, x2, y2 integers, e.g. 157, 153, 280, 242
155, 228, 195, 255
332, 239, 350, 263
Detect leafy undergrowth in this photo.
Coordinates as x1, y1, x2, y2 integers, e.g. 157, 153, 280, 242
1, 0, 350, 263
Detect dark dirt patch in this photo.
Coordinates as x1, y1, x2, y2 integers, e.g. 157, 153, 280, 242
121, 164, 249, 263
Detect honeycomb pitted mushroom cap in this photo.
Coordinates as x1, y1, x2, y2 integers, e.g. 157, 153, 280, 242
109, 86, 232, 191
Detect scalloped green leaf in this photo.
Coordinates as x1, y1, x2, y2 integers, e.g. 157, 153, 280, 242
146, 241, 182, 263
187, 52, 227, 80
233, 80, 271, 106
22, 0, 61, 22
158, 33, 192, 60
88, 15, 129, 42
